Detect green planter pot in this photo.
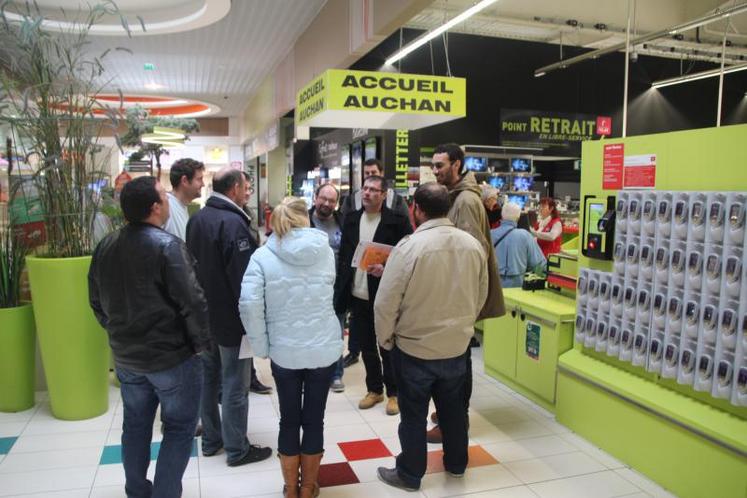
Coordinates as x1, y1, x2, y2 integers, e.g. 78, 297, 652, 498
0, 303, 36, 412
26, 256, 110, 420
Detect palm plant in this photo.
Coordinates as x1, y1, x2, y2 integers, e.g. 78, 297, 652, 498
0, 0, 132, 257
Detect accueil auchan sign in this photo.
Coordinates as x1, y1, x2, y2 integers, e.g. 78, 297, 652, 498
296, 69, 466, 130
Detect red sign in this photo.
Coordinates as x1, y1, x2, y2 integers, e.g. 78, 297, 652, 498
602, 143, 624, 190
624, 154, 657, 189
596, 116, 612, 136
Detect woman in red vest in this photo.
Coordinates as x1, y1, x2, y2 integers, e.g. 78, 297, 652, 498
532, 197, 563, 257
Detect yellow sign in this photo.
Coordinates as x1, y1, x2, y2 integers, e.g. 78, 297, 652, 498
296, 69, 466, 130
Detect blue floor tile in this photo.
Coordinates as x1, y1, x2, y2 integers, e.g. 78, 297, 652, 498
100, 439, 198, 465
0, 437, 18, 455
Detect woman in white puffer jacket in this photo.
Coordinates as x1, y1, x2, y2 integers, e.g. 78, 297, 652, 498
239, 196, 343, 498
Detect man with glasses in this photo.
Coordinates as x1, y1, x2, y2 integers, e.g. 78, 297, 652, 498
308, 183, 346, 393
335, 175, 412, 415
427, 143, 506, 443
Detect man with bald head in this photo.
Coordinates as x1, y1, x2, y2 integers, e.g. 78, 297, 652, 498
186, 167, 272, 467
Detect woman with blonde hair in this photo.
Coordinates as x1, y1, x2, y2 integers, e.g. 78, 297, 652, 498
239, 196, 343, 498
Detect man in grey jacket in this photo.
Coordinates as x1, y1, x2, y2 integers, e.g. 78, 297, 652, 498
373, 182, 488, 492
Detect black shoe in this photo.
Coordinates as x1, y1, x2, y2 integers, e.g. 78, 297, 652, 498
202, 446, 223, 457
343, 353, 359, 368
249, 378, 272, 395
377, 467, 419, 492
194, 424, 203, 437
469, 336, 480, 348
227, 444, 273, 467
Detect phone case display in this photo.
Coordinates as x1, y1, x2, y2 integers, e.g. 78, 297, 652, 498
574, 190, 747, 406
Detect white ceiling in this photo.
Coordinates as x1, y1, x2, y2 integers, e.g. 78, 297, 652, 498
406, 0, 747, 66
80, 0, 327, 117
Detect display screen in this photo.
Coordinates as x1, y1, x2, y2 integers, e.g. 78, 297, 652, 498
512, 176, 533, 192
508, 194, 528, 209
364, 137, 377, 160
488, 175, 507, 189
588, 202, 605, 235
489, 158, 510, 172
464, 156, 487, 172
511, 158, 531, 172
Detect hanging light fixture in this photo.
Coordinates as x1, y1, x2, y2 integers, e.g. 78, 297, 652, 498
651, 62, 747, 89
385, 0, 500, 66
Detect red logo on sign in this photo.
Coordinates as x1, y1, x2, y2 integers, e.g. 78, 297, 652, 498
596, 116, 612, 136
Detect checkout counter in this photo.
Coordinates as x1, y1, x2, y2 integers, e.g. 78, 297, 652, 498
482, 238, 578, 412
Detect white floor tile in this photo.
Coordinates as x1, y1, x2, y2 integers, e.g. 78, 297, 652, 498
529, 470, 641, 498
247, 416, 280, 434
503, 451, 607, 484
614, 468, 679, 498
0, 422, 27, 438
348, 456, 396, 483
93, 457, 198, 487
1, 489, 90, 498
323, 408, 366, 427
466, 422, 513, 445
420, 463, 522, 498
22, 412, 115, 436
493, 419, 556, 440
323, 423, 377, 444
451, 484, 539, 498
0, 466, 98, 496
477, 405, 533, 425
198, 451, 279, 477
200, 468, 285, 497
0, 407, 38, 423
482, 435, 578, 463
367, 418, 402, 439
559, 433, 626, 469
9, 430, 108, 453
380, 436, 402, 456
0, 447, 102, 473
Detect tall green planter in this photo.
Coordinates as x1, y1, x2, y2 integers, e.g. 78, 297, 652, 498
0, 304, 36, 412
26, 256, 109, 420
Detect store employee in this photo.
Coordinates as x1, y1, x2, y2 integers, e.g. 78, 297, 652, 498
492, 202, 546, 288
531, 197, 563, 257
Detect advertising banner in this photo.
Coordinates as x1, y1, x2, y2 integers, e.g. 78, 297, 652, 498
296, 69, 466, 130
500, 109, 612, 156
623, 153, 657, 189
602, 143, 624, 190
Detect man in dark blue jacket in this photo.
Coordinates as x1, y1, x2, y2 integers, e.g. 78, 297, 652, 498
186, 168, 272, 467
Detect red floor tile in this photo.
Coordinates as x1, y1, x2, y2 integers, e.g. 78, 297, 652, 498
318, 462, 360, 488
338, 438, 392, 461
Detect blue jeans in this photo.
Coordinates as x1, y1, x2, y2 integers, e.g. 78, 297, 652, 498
271, 361, 335, 455
117, 355, 202, 498
200, 342, 251, 463
333, 313, 345, 381
391, 347, 469, 488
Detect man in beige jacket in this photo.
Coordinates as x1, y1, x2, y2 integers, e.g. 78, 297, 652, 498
428, 142, 506, 443
373, 182, 488, 492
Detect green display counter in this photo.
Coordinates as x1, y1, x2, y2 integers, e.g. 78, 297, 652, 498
558, 350, 747, 498
0, 304, 36, 412
483, 288, 576, 412
26, 256, 110, 420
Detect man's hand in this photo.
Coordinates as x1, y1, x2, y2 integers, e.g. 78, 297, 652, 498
367, 263, 384, 278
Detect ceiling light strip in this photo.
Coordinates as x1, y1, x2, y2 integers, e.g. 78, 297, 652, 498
385, 0, 499, 66
651, 62, 747, 88
534, 2, 747, 77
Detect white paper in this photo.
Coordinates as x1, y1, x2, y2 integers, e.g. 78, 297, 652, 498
238, 335, 254, 359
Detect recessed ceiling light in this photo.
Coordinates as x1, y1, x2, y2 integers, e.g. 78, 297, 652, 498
144, 82, 166, 90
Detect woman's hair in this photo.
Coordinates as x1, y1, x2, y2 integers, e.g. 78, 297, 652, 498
271, 196, 310, 237
539, 197, 559, 219
480, 183, 498, 203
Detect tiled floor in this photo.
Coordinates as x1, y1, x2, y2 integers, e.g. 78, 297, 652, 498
0, 347, 679, 497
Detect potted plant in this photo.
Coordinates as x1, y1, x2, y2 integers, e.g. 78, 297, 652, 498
0, 1, 132, 420
0, 148, 35, 412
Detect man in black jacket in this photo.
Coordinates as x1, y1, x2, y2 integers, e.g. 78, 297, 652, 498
335, 175, 413, 416
186, 168, 272, 467
89, 176, 209, 498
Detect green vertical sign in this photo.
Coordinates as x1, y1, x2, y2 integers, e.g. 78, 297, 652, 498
526, 321, 541, 360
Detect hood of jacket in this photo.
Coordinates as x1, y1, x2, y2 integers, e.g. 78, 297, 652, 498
448, 171, 482, 202
266, 227, 328, 266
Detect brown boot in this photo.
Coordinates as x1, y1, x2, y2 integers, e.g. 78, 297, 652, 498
299, 452, 323, 498
279, 453, 300, 498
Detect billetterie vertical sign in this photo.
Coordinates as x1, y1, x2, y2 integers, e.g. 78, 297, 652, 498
296, 70, 466, 130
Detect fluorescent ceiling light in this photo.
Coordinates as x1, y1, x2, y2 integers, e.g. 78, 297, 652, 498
652, 62, 747, 89
144, 82, 166, 90
385, 0, 499, 66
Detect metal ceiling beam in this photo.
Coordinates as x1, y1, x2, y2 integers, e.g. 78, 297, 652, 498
534, 2, 747, 77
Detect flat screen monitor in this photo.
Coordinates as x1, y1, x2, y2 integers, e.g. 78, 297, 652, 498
464, 156, 487, 172
488, 175, 507, 190
489, 158, 509, 172
512, 175, 534, 192
511, 158, 532, 172
364, 137, 377, 160
508, 194, 528, 209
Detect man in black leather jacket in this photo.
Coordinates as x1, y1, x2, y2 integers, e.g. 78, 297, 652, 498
89, 176, 209, 498
186, 168, 272, 467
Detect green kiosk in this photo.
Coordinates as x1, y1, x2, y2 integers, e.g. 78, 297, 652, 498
485, 123, 747, 497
